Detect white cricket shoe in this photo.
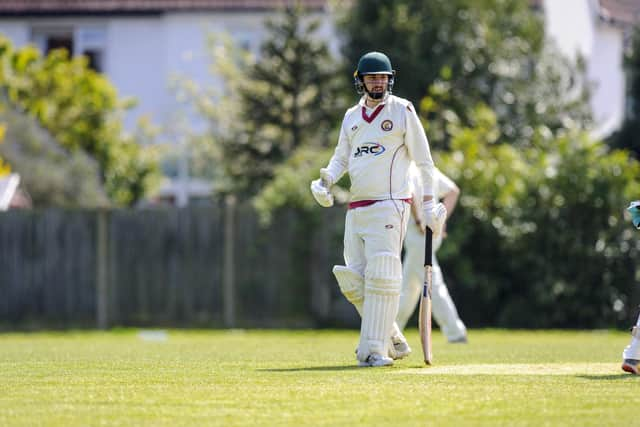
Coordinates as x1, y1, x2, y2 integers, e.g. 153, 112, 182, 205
622, 359, 639, 375
448, 335, 468, 344
359, 353, 394, 367
389, 335, 412, 360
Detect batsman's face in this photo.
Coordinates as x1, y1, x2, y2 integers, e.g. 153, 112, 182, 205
363, 74, 389, 95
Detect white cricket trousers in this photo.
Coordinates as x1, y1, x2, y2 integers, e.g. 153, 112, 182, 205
623, 313, 640, 360
397, 220, 467, 341
343, 200, 410, 360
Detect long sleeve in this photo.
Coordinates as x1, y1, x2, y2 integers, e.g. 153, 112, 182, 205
324, 122, 350, 183
435, 169, 458, 200
404, 105, 435, 197
409, 163, 424, 204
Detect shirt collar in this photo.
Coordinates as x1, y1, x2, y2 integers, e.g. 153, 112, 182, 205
359, 93, 390, 109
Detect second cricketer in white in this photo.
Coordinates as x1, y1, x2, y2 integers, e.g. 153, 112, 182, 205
311, 51, 446, 367
622, 200, 640, 375
397, 166, 468, 343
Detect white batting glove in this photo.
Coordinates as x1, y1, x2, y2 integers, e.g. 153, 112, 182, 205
310, 169, 334, 208
423, 199, 447, 238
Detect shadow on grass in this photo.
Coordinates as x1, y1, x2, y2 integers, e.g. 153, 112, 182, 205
576, 374, 637, 380
258, 365, 365, 372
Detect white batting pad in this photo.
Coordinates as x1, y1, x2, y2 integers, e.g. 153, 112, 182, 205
357, 253, 402, 361
332, 265, 364, 315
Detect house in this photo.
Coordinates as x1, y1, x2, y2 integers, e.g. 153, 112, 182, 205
2, 1, 635, 137
539, 0, 640, 139
1, 0, 637, 204
0, 0, 335, 131
0, 0, 336, 205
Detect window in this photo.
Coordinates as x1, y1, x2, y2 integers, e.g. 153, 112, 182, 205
31, 26, 107, 73
45, 34, 73, 54
83, 49, 103, 72
77, 27, 106, 72
235, 32, 256, 53
32, 27, 73, 56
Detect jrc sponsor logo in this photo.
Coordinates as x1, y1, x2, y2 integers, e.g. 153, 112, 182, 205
354, 142, 386, 157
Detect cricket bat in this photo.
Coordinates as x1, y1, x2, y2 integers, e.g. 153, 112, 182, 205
419, 226, 433, 365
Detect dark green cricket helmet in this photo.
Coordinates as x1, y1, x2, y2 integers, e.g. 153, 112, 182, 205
353, 51, 395, 97
628, 200, 640, 229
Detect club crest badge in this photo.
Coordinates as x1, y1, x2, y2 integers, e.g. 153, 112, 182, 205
381, 120, 393, 131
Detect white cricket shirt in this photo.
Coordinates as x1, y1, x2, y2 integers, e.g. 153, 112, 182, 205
324, 94, 435, 202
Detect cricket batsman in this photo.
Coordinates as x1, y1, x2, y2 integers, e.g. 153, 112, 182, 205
622, 200, 640, 374
310, 51, 446, 367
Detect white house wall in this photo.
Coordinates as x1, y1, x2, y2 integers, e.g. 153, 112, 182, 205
543, 0, 596, 59
542, 0, 625, 138
106, 17, 168, 130
0, 21, 29, 46
0, 15, 169, 131
589, 22, 625, 138
160, 12, 267, 133
0, 11, 337, 132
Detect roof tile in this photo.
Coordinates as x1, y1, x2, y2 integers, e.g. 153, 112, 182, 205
0, 0, 328, 14
599, 0, 640, 25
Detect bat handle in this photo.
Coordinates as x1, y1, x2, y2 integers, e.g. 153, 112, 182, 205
424, 227, 433, 267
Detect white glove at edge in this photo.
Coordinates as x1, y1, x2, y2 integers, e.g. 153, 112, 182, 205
310, 169, 334, 208
423, 199, 447, 238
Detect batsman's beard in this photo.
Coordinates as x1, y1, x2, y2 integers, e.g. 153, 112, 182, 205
366, 87, 387, 100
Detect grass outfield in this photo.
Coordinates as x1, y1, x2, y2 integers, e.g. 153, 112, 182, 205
0, 329, 638, 426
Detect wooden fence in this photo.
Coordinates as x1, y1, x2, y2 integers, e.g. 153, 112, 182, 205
0, 201, 355, 329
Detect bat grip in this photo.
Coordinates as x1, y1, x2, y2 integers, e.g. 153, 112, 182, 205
424, 227, 433, 267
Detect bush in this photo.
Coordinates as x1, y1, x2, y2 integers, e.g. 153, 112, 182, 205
438, 110, 640, 327
0, 36, 159, 206
0, 108, 108, 207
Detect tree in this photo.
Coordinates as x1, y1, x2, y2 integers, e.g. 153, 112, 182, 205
0, 107, 109, 207
0, 157, 8, 176
170, 33, 251, 196
253, 143, 344, 224
437, 106, 640, 328
0, 36, 160, 206
230, 3, 346, 196
172, 4, 345, 203
339, 0, 591, 147
0, 120, 8, 176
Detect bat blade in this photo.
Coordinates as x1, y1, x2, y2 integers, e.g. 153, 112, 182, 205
419, 265, 433, 365
419, 226, 434, 366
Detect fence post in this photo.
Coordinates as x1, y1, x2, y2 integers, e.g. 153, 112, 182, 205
96, 209, 109, 329
223, 195, 236, 327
